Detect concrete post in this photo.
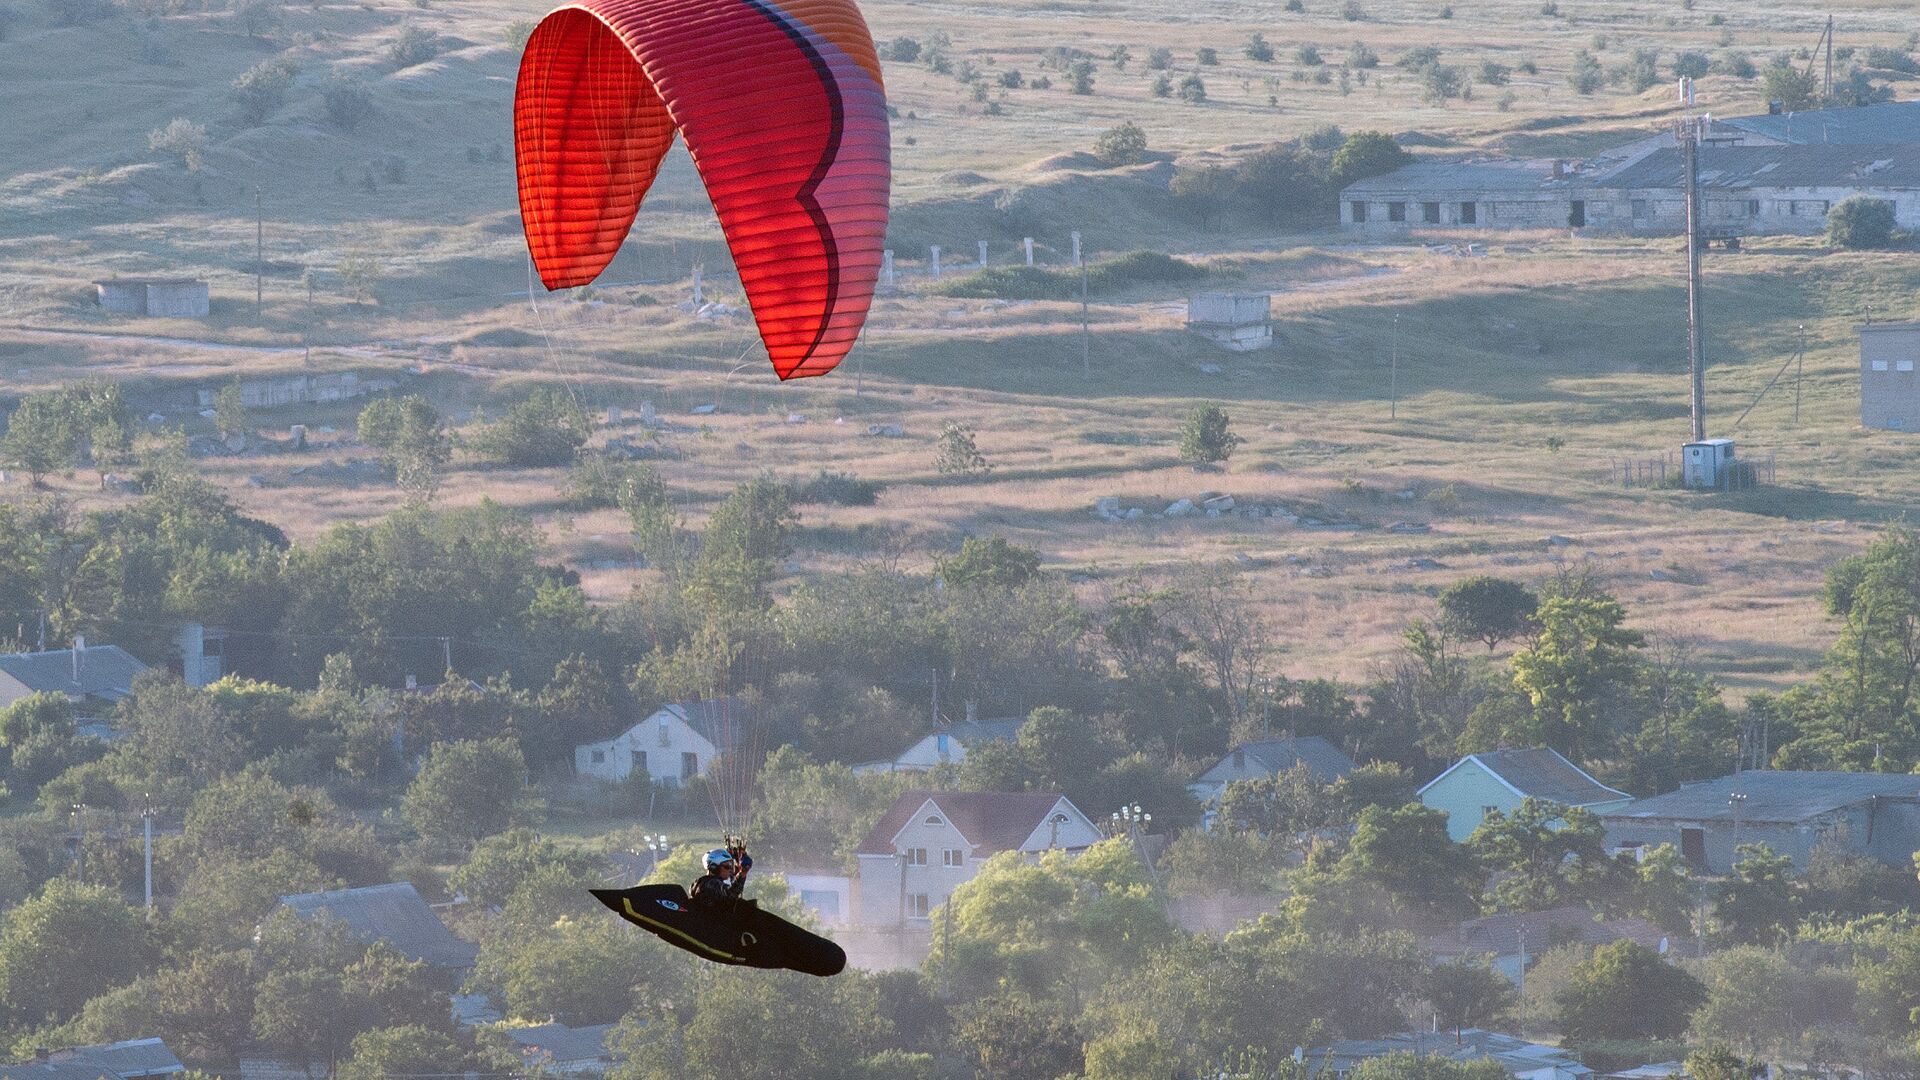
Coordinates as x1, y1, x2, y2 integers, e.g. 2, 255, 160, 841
931, 245, 941, 281
1071, 231, 1082, 268
692, 265, 703, 306
882, 249, 894, 288
978, 240, 988, 266
1024, 237, 1034, 266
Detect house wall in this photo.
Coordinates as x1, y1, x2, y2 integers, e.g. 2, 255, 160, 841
854, 813, 978, 926
1342, 193, 1558, 233
1862, 325, 1920, 431
1595, 185, 1920, 237
1422, 761, 1523, 842
96, 283, 147, 315
785, 873, 853, 927
144, 282, 210, 318
893, 732, 971, 770
1601, 817, 1826, 874
573, 709, 716, 785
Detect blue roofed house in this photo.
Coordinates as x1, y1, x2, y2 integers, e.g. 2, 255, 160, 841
1600, 770, 1920, 874
1188, 736, 1358, 807
0, 643, 149, 715
1307, 1030, 1592, 1080
0, 1039, 185, 1080
1419, 748, 1632, 842
277, 882, 478, 982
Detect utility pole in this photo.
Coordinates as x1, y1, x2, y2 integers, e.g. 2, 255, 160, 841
1080, 262, 1090, 378
1390, 310, 1401, 419
1679, 117, 1707, 443
1794, 324, 1805, 426
70, 804, 85, 884
142, 795, 155, 913
1825, 15, 1834, 100
256, 189, 265, 321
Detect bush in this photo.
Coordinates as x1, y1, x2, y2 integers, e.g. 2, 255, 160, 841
1285, 0, 1304, 9
1479, 61, 1510, 85
1862, 46, 1919, 73
1714, 51, 1754, 78
886, 36, 921, 62
935, 422, 990, 476
788, 469, 883, 507
1568, 49, 1604, 93
1093, 121, 1149, 166
1150, 73, 1172, 98
998, 69, 1023, 88
1296, 43, 1322, 65
1342, 0, 1366, 19
473, 387, 593, 467
1329, 129, 1412, 189
1827, 197, 1898, 249
1244, 32, 1274, 62
564, 454, 661, 510
1760, 58, 1818, 110
1178, 404, 1241, 464
1397, 45, 1441, 70
1347, 41, 1379, 68
1196, 47, 1218, 65
1177, 74, 1207, 102
1673, 50, 1710, 79
148, 118, 208, 172
324, 76, 375, 131
387, 23, 441, 68
1612, 47, 1662, 91
1420, 63, 1465, 101
232, 57, 298, 126
1146, 45, 1173, 70
1068, 58, 1095, 93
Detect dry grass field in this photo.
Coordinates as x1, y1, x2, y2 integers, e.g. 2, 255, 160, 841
2, 0, 1919, 696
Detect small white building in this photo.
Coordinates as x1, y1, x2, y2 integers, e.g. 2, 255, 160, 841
855, 717, 1021, 774
573, 699, 740, 786
1861, 321, 1920, 431
93, 278, 210, 318
853, 790, 1103, 926
785, 872, 854, 927
1187, 293, 1273, 351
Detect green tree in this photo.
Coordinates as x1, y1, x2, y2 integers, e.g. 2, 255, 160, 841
402, 737, 527, 852
0, 691, 96, 796
1438, 576, 1537, 651
617, 970, 889, 1080
469, 910, 645, 1025
2, 392, 78, 485
1760, 58, 1819, 111
149, 117, 209, 171
1178, 403, 1242, 464
1425, 958, 1518, 1037
337, 1026, 469, 1080
1507, 583, 1643, 760
1627, 842, 1695, 932
1715, 843, 1798, 945
1469, 799, 1611, 913
1555, 939, 1705, 1042
1695, 946, 1853, 1059
935, 421, 991, 475
1093, 122, 1149, 166
692, 473, 797, 616
1684, 1047, 1763, 1080
449, 826, 601, 909
1329, 130, 1413, 190
232, 58, 298, 126
1244, 32, 1275, 62
358, 396, 452, 502
955, 994, 1083, 1080
0, 877, 150, 1025
1338, 802, 1482, 919
473, 387, 591, 467
1353, 1055, 1511, 1080
1828, 196, 1898, 249
937, 536, 1042, 590
65, 949, 257, 1064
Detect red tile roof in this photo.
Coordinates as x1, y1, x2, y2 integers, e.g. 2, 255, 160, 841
856, 790, 1076, 856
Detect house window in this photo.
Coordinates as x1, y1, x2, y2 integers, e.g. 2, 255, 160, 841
1792, 199, 1830, 217
1351, 201, 1368, 223
1873, 360, 1891, 372
1569, 200, 1587, 228
1387, 201, 1407, 223
800, 889, 840, 916
630, 749, 648, 775
1900, 360, 1915, 373
1745, 199, 1760, 216
925, 816, 944, 825
907, 894, 931, 918
658, 720, 671, 747
1422, 201, 1441, 224
1631, 199, 1649, 220
944, 849, 965, 867
1459, 201, 1477, 224
590, 750, 606, 764
1231, 749, 1245, 769
905, 848, 928, 866
1482, 805, 1500, 819
680, 751, 698, 779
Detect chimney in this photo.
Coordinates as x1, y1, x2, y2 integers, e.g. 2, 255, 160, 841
1768, 100, 1784, 115
405, 674, 417, 691
965, 700, 977, 724
1550, 159, 1567, 180
72, 635, 85, 682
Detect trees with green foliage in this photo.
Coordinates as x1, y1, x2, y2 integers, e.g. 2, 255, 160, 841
1354, 1054, 1511, 1080
450, 827, 602, 909
1556, 940, 1705, 1042
1178, 403, 1241, 464
358, 396, 452, 502
1, 383, 133, 485
1469, 799, 1611, 913
691, 473, 797, 617
955, 994, 1083, 1080
402, 737, 527, 852
0, 877, 150, 1025
1093, 122, 1148, 166
938, 536, 1042, 591
337, 1026, 470, 1080
1716, 843, 1798, 945
1425, 958, 1518, 1036
472, 387, 591, 467
1507, 580, 1643, 760
470, 911, 648, 1025
935, 421, 991, 476
613, 970, 891, 1080
1684, 1047, 1764, 1080
1438, 576, 1537, 651
1244, 32, 1275, 62
0, 691, 98, 797
1760, 59, 1819, 111
232, 58, 298, 126
1695, 946, 1854, 1059
1828, 196, 1898, 249
1329, 130, 1413, 190
1338, 803, 1482, 920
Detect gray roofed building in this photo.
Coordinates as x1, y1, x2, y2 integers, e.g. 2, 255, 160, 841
0, 645, 150, 713
0, 1040, 185, 1080
1189, 736, 1358, 807
1427, 905, 1684, 983
1600, 144, 1920, 192
278, 882, 478, 972
1601, 770, 1920, 873
1308, 1030, 1593, 1080
1717, 100, 1920, 146
503, 1023, 619, 1075
1420, 748, 1632, 842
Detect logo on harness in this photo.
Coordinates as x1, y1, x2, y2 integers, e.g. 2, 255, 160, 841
656, 899, 683, 911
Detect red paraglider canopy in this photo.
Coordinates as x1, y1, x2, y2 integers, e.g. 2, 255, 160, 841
513, 0, 891, 380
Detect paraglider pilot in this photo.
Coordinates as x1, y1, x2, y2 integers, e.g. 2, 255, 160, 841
689, 837, 752, 915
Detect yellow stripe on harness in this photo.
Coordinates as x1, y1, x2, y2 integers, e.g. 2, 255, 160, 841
621, 896, 743, 963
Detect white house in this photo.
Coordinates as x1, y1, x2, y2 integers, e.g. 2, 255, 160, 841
785, 872, 853, 927
573, 700, 740, 786
855, 717, 1023, 774
853, 790, 1104, 926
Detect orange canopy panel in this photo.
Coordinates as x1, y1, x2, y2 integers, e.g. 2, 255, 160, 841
514, 0, 891, 379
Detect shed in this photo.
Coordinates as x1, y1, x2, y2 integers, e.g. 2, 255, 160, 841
1419, 748, 1631, 842
93, 279, 210, 319
277, 882, 478, 973
1187, 293, 1273, 351
1860, 321, 1920, 431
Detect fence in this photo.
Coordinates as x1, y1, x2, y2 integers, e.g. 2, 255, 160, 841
1606, 451, 1776, 490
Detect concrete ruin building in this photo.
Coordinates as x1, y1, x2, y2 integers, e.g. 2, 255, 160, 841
94, 278, 211, 318
1340, 100, 1920, 238
1186, 292, 1274, 351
